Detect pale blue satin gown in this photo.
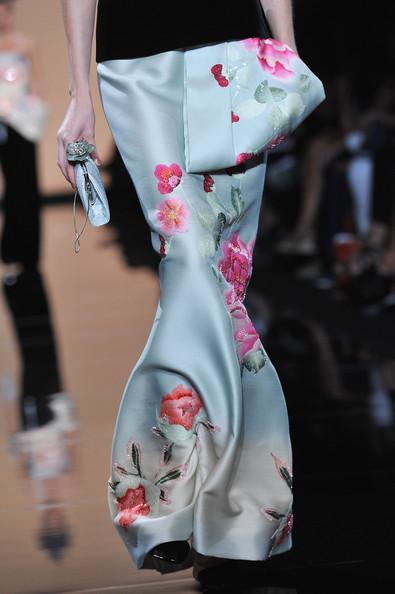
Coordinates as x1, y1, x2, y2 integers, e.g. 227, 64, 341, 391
96, 45, 293, 572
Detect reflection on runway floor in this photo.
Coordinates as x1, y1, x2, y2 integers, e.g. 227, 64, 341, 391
1, 205, 394, 594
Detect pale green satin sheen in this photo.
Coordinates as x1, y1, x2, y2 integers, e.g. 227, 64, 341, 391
96, 47, 293, 573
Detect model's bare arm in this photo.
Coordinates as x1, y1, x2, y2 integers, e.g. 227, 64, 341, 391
57, 0, 101, 189
259, 0, 297, 52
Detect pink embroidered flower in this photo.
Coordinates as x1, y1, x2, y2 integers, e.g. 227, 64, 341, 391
218, 231, 254, 301
224, 286, 247, 320
231, 111, 239, 123
234, 317, 262, 360
154, 163, 182, 194
160, 384, 203, 431
244, 37, 297, 79
211, 64, 229, 87
203, 174, 215, 192
235, 317, 266, 373
236, 152, 255, 165
116, 486, 150, 531
155, 196, 189, 235
223, 286, 266, 373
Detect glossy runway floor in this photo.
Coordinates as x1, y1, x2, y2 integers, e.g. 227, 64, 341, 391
1, 204, 395, 594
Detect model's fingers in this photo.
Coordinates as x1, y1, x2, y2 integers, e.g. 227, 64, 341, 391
57, 145, 75, 188
67, 163, 76, 189
88, 137, 102, 166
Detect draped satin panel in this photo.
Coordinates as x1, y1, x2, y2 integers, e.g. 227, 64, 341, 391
96, 48, 293, 573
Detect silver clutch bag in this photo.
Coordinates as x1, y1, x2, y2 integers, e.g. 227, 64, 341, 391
66, 139, 110, 253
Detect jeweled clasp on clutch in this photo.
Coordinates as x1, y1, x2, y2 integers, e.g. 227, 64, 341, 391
66, 139, 95, 162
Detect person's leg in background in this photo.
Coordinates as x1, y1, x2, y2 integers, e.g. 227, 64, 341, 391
0, 122, 66, 430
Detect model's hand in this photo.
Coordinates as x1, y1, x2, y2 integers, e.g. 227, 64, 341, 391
56, 93, 101, 189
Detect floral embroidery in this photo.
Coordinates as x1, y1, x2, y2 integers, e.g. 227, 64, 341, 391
152, 384, 219, 465
262, 452, 293, 555
236, 152, 255, 165
159, 234, 169, 257
110, 441, 161, 531
155, 196, 189, 235
116, 483, 151, 530
109, 435, 189, 530
203, 173, 215, 193
243, 37, 297, 79
224, 285, 267, 373
160, 384, 203, 431
234, 317, 264, 362
218, 230, 254, 302
210, 63, 229, 87
154, 163, 182, 194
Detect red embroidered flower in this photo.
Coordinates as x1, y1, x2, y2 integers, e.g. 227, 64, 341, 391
218, 231, 253, 301
159, 234, 167, 257
211, 64, 229, 87
154, 163, 183, 194
231, 111, 240, 123
116, 486, 150, 531
203, 174, 215, 193
160, 384, 203, 431
236, 152, 255, 165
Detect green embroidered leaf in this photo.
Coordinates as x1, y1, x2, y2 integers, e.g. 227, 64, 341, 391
198, 235, 216, 257
159, 488, 169, 502
200, 420, 218, 432
270, 87, 287, 102
197, 207, 215, 231
231, 186, 245, 218
151, 426, 166, 439
162, 443, 174, 465
213, 212, 226, 249
279, 465, 293, 491
155, 468, 182, 485
227, 65, 237, 81
211, 264, 227, 286
131, 442, 142, 477
206, 191, 225, 217
299, 73, 311, 92
113, 463, 139, 478
267, 104, 288, 128
254, 80, 271, 103
108, 479, 120, 491
113, 463, 129, 476
283, 92, 305, 118
243, 347, 267, 374
265, 508, 285, 521
211, 263, 220, 281
234, 99, 266, 118
270, 452, 293, 491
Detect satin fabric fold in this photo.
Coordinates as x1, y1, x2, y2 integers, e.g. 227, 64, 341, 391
96, 47, 293, 573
